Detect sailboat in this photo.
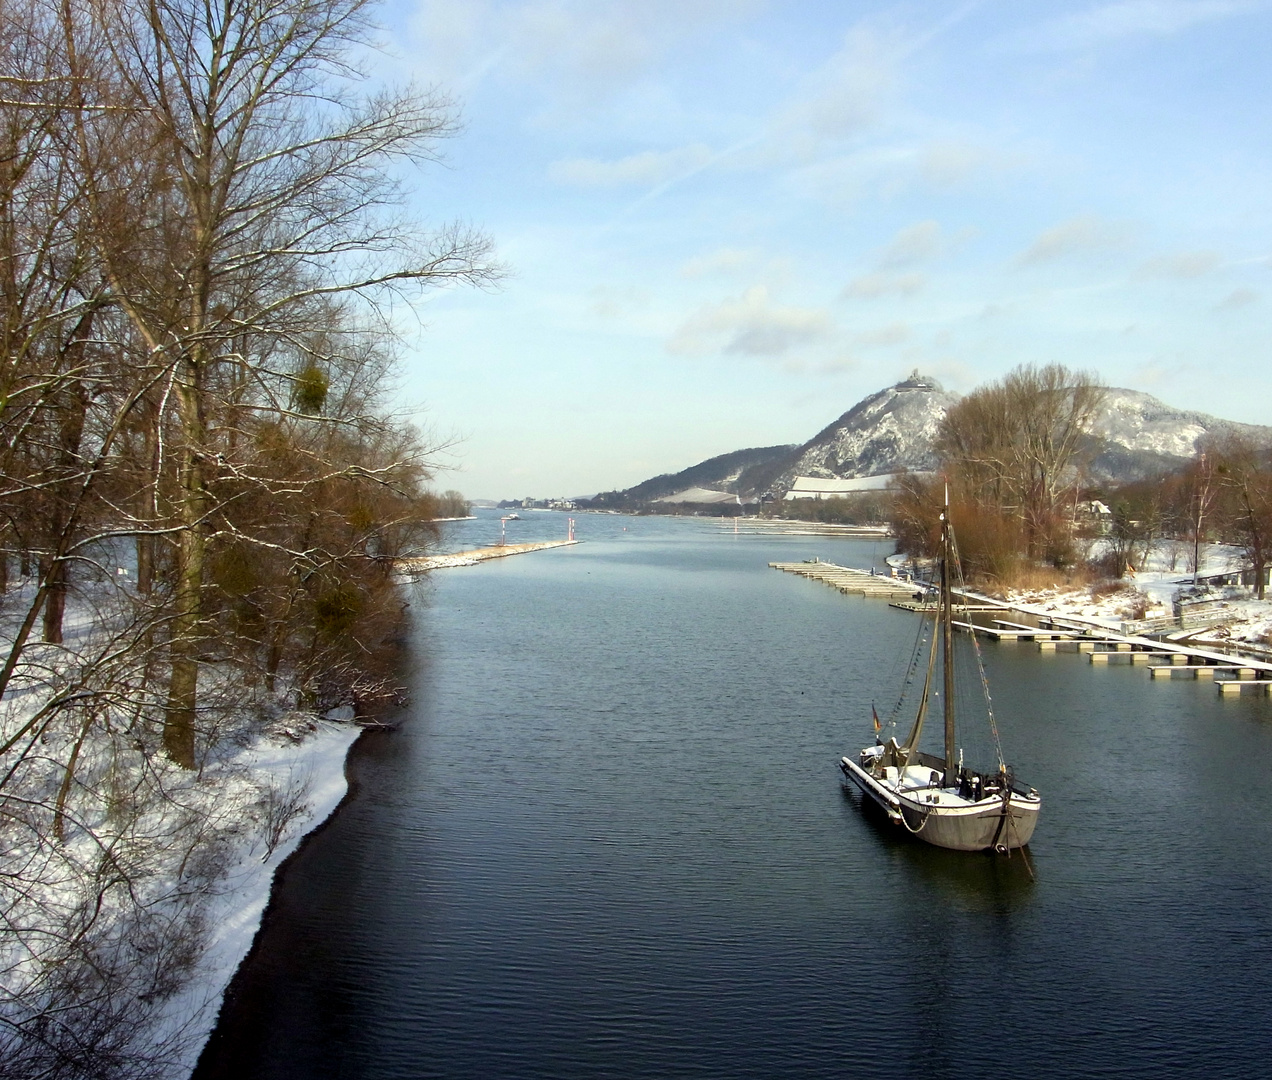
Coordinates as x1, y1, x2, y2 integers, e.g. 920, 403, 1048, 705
839, 495, 1040, 853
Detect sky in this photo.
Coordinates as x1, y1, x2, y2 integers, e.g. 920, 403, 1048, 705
373, 0, 1272, 500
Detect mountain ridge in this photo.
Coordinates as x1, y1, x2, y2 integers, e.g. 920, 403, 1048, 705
595, 375, 1272, 506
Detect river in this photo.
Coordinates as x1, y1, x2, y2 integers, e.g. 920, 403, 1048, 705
194, 510, 1272, 1079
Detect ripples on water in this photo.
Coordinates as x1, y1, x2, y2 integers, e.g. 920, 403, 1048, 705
196, 512, 1272, 1079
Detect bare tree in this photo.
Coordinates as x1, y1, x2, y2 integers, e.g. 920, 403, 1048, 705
1209, 437, 1272, 599
63, 0, 497, 766
937, 363, 1104, 565
2, 1, 495, 1070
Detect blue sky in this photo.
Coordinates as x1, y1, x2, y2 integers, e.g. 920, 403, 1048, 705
377, 0, 1272, 500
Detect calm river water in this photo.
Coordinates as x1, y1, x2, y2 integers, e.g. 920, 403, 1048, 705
195, 511, 1272, 1079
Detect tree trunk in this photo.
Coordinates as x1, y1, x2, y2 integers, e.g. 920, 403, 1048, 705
135, 391, 160, 595
163, 365, 207, 769
41, 375, 88, 644
42, 558, 66, 644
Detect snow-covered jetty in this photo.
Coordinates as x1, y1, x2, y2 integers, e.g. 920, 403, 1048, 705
399, 539, 579, 572
769, 559, 921, 600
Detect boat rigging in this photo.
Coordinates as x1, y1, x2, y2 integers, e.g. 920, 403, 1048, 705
839, 493, 1041, 853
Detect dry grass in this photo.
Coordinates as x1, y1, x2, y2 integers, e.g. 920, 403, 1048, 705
970, 562, 1097, 594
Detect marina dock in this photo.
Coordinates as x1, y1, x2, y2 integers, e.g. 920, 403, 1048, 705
768, 560, 923, 600
772, 559, 1272, 699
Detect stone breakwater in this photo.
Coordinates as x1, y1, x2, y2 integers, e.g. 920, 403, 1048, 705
398, 540, 580, 572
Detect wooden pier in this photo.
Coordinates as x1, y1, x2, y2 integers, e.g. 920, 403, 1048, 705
1089, 649, 1189, 665
1217, 679, 1272, 694
770, 559, 1272, 701
1148, 664, 1228, 679
768, 561, 922, 600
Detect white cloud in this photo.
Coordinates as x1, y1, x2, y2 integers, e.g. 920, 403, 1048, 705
549, 144, 715, 187
781, 353, 860, 376
1008, 1, 1264, 52
919, 141, 984, 186
590, 285, 651, 319
409, 0, 765, 95
771, 24, 899, 156
679, 248, 760, 278
668, 286, 832, 357
854, 323, 910, 347
878, 220, 946, 267
1215, 287, 1258, 311
842, 272, 926, 299
1136, 251, 1222, 278
917, 139, 1033, 188
1017, 214, 1132, 264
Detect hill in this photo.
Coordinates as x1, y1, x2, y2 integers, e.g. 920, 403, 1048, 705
595, 374, 1272, 507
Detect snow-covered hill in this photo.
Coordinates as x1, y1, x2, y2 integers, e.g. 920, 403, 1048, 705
605, 375, 1272, 504
764, 372, 955, 493
1086, 388, 1272, 481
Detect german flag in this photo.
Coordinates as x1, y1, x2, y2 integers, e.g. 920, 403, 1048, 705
872, 704, 881, 733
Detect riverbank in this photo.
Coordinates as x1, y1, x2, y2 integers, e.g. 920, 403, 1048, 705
998, 542, 1272, 661
157, 720, 361, 1075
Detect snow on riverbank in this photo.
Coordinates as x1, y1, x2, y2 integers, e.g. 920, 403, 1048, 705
1001, 540, 1272, 653
398, 538, 579, 572
0, 565, 367, 1077
153, 719, 362, 1075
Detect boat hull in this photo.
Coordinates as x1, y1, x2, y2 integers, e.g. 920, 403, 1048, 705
840, 756, 1039, 852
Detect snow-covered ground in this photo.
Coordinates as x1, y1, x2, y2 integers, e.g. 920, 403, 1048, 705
1003, 540, 1272, 653
0, 575, 365, 1077
152, 719, 361, 1075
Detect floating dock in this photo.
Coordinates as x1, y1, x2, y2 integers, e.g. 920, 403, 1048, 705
771, 559, 1272, 699
728, 520, 890, 538
768, 561, 923, 600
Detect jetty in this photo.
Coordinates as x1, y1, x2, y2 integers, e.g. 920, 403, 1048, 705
771, 559, 1272, 700
398, 539, 579, 573
730, 520, 890, 538
769, 560, 923, 600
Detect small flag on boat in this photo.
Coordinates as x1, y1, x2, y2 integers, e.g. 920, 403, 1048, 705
872, 704, 881, 732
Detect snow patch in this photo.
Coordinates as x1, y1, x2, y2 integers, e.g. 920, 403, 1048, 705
152, 721, 361, 1074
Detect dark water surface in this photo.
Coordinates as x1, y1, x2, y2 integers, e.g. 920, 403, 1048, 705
196, 512, 1272, 1079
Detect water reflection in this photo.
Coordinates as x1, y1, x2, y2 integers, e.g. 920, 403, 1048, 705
841, 785, 1036, 911
201, 512, 1272, 1080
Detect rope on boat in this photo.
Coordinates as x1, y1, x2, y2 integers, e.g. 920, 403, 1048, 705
887, 609, 930, 730
897, 798, 931, 835
947, 526, 1006, 774
990, 787, 1012, 852
995, 787, 1036, 879
1007, 811, 1036, 880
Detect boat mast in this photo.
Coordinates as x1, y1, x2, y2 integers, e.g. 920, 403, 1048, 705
942, 490, 955, 783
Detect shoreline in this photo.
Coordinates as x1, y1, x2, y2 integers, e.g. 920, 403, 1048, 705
181, 536, 1271, 1070
157, 720, 362, 1077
